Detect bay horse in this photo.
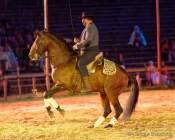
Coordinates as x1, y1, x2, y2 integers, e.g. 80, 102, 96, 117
29, 31, 139, 128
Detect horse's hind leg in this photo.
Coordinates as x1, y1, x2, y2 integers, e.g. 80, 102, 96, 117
43, 84, 65, 118
100, 93, 112, 118
92, 92, 111, 128
105, 88, 123, 128
105, 97, 123, 128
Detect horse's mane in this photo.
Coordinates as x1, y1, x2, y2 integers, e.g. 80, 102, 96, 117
42, 31, 75, 55
45, 32, 68, 45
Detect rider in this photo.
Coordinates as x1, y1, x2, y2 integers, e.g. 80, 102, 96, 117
73, 11, 100, 92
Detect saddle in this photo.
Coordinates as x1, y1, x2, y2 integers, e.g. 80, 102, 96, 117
87, 52, 116, 75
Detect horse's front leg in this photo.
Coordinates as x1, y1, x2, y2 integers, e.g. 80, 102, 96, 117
43, 84, 65, 118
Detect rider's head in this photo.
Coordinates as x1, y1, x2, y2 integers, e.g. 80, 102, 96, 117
81, 12, 94, 27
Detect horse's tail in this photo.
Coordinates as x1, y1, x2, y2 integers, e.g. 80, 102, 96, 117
122, 76, 139, 121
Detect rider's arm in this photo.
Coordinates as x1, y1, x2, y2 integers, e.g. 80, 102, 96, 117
74, 37, 80, 43
77, 25, 94, 48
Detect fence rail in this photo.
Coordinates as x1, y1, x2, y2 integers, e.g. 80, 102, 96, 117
1, 66, 175, 101
0, 73, 48, 101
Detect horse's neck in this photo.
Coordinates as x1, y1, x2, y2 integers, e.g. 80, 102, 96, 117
48, 42, 71, 67
50, 57, 81, 90
51, 57, 77, 78
56, 57, 77, 69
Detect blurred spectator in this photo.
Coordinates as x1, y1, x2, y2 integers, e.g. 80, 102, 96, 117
136, 72, 142, 88
4, 42, 19, 73
13, 30, 31, 71
0, 26, 6, 36
145, 60, 158, 86
25, 32, 34, 45
0, 60, 5, 75
171, 39, 175, 60
0, 68, 3, 97
160, 61, 168, 85
161, 39, 171, 62
0, 45, 9, 72
117, 53, 126, 69
15, 45, 24, 70
128, 25, 147, 48
0, 26, 6, 44
0, 15, 37, 73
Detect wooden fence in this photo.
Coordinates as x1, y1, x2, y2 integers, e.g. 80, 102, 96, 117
1, 66, 175, 101
0, 73, 47, 101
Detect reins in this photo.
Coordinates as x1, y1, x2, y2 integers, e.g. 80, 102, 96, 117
68, 0, 76, 37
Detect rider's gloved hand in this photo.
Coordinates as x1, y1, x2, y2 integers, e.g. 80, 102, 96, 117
74, 37, 80, 43
73, 44, 78, 50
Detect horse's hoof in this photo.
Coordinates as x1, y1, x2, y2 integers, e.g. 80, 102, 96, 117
87, 125, 94, 128
56, 107, 65, 117
104, 124, 113, 128
48, 111, 55, 119
59, 109, 65, 116
46, 107, 55, 118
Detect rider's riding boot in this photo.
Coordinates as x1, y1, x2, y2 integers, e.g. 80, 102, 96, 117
81, 76, 91, 93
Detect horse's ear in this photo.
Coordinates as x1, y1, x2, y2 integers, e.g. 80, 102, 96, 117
35, 31, 42, 37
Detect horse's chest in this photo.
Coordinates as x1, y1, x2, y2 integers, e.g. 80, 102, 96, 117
51, 67, 82, 91
51, 67, 73, 85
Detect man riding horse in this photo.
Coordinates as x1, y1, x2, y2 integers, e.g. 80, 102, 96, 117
28, 11, 139, 128
73, 11, 100, 93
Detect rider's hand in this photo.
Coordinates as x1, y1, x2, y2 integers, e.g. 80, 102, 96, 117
73, 44, 78, 50
74, 37, 80, 43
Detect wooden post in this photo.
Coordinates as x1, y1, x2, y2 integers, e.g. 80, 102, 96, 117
32, 77, 36, 90
17, 67, 22, 98
156, 0, 161, 84
32, 77, 37, 95
3, 78, 7, 101
44, 0, 50, 90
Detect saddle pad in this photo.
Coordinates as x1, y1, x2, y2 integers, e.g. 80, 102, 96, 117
103, 59, 116, 75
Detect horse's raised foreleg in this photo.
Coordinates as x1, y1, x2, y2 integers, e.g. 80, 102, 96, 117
43, 84, 65, 118
91, 93, 111, 128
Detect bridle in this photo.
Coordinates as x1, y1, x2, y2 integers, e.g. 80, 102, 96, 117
33, 36, 45, 59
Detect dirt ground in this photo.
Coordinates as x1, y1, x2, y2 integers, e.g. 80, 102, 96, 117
0, 89, 175, 123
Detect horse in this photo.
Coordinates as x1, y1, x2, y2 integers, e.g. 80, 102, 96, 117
28, 31, 139, 128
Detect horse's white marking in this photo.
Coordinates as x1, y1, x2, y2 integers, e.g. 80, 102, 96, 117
108, 116, 117, 126
44, 98, 59, 109
51, 66, 56, 79
94, 116, 105, 128
47, 98, 59, 109
44, 99, 50, 108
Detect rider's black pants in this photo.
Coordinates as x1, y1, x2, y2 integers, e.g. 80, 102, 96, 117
78, 47, 99, 76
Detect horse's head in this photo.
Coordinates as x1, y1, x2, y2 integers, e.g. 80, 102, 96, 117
29, 31, 48, 61
29, 31, 73, 66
